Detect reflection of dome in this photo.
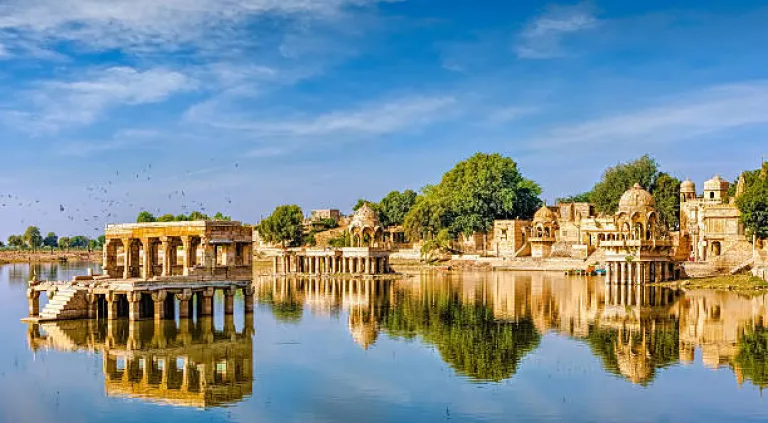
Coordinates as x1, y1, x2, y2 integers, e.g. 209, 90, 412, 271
533, 206, 556, 222
619, 183, 656, 210
704, 175, 729, 191
349, 312, 378, 350
680, 179, 696, 193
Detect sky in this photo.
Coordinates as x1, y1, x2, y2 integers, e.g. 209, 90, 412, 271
0, 0, 767, 239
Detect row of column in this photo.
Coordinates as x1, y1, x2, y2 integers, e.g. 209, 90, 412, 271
605, 261, 671, 284
603, 284, 677, 307
26, 285, 255, 320
273, 255, 389, 275
105, 236, 254, 280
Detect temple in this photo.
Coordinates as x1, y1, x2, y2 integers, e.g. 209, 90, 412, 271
270, 203, 393, 276
25, 221, 255, 322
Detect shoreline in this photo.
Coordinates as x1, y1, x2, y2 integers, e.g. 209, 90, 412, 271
0, 250, 99, 265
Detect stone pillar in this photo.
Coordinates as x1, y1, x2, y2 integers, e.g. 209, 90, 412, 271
142, 238, 152, 280
244, 285, 255, 313
201, 287, 214, 316
224, 288, 235, 315
107, 292, 118, 320
342, 257, 347, 273
123, 238, 132, 279
152, 290, 167, 321
160, 237, 171, 277
181, 236, 192, 276
127, 292, 141, 321
272, 256, 278, 274
177, 290, 192, 319
26, 289, 40, 317
606, 262, 613, 284
637, 263, 643, 285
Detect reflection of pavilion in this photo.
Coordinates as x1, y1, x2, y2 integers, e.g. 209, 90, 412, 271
257, 272, 768, 388
258, 277, 393, 349
27, 317, 254, 408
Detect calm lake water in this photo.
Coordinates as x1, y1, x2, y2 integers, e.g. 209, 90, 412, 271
1, 262, 767, 422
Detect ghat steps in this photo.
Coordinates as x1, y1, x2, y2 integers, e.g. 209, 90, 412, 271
39, 288, 88, 321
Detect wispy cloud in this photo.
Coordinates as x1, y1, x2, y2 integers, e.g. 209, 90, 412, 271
533, 80, 768, 148
0, 0, 399, 54
189, 95, 456, 137
4, 67, 195, 133
487, 106, 539, 123
515, 3, 599, 59
57, 129, 161, 157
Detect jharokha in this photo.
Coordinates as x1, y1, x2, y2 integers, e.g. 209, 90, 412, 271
22, 177, 768, 323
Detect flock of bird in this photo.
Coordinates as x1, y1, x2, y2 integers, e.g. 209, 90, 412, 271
1, 159, 243, 238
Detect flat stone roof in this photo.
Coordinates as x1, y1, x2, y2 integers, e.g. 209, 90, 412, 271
105, 221, 243, 230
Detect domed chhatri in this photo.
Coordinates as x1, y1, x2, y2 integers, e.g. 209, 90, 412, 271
680, 179, 696, 193
704, 174, 729, 191
618, 183, 656, 211
533, 206, 557, 222
348, 203, 383, 247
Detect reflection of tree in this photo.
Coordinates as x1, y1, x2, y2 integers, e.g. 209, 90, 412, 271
383, 290, 540, 382
732, 325, 768, 389
258, 291, 303, 323
585, 321, 679, 386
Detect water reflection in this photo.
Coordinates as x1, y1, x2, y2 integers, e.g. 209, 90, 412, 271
257, 272, 768, 389
26, 316, 254, 408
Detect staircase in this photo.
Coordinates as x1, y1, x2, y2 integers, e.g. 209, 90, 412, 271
39, 288, 88, 321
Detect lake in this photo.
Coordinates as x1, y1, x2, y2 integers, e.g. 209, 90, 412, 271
1, 262, 767, 422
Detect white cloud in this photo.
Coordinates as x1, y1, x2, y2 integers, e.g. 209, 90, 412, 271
515, 3, 598, 59
190, 95, 456, 137
7, 67, 195, 133
0, 0, 398, 53
533, 80, 768, 148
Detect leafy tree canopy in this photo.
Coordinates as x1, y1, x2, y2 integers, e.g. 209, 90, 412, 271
136, 211, 156, 223
257, 205, 304, 247
589, 155, 660, 215
736, 162, 768, 239
404, 153, 542, 239
379, 190, 418, 227
43, 232, 58, 250
23, 226, 43, 249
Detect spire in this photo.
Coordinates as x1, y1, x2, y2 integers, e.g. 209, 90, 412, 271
736, 173, 746, 197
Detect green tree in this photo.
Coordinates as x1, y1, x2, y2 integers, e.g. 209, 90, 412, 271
97, 235, 106, 246
257, 205, 305, 247
69, 235, 90, 249
23, 226, 43, 251
589, 155, 660, 214
58, 237, 71, 251
651, 173, 681, 231
403, 153, 542, 239
137, 211, 156, 223
556, 192, 592, 204
43, 232, 58, 252
157, 213, 176, 222
736, 163, 768, 239
379, 190, 418, 227
187, 211, 208, 221
212, 212, 231, 221
7, 235, 24, 249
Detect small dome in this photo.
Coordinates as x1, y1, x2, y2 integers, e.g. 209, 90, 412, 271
533, 206, 556, 222
704, 175, 729, 191
680, 179, 696, 193
618, 183, 656, 210
349, 203, 381, 230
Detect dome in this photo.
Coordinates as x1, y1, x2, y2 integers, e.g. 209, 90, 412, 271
680, 179, 696, 193
704, 175, 729, 191
348, 203, 381, 231
618, 183, 656, 211
533, 206, 557, 222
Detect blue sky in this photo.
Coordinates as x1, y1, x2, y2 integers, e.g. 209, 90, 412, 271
0, 0, 767, 238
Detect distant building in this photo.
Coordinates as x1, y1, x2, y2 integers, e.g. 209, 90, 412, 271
679, 175, 748, 265
310, 209, 341, 223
